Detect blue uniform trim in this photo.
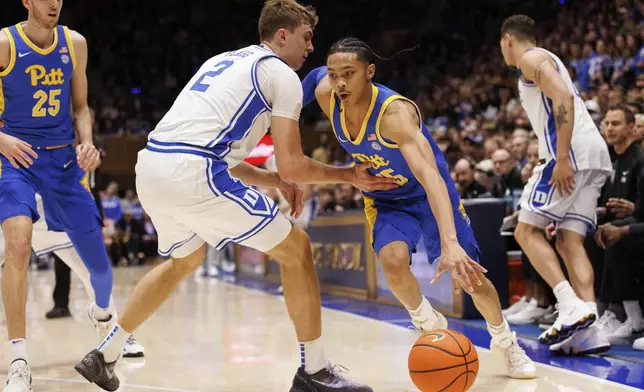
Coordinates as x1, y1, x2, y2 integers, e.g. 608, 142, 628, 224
34, 242, 74, 257
213, 92, 269, 158
214, 212, 277, 250
146, 139, 219, 159
206, 90, 255, 148
158, 233, 198, 257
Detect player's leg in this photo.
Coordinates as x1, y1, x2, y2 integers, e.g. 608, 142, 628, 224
365, 198, 446, 332
41, 149, 115, 330
451, 230, 536, 379
514, 165, 595, 344
548, 171, 612, 355
0, 172, 39, 392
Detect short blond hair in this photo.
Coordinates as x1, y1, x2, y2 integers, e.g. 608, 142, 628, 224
258, 0, 318, 41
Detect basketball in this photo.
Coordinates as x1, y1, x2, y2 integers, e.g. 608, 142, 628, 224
408, 329, 479, 392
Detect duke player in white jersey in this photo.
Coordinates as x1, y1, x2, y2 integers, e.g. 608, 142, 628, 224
74, 1, 394, 391
0, 194, 144, 357
500, 15, 613, 355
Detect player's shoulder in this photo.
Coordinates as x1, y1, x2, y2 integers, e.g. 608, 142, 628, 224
63, 27, 87, 47
0, 28, 12, 71
518, 48, 556, 71
383, 97, 417, 120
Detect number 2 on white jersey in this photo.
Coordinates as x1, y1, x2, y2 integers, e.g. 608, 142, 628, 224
190, 60, 234, 92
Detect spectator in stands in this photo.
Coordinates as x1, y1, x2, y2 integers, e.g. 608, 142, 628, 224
511, 134, 529, 167
590, 105, 644, 344
333, 184, 359, 212
140, 212, 158, 260
115, 210, 146, 266
122, 190, 144, 221
454, 158, 489, 199
101, 181, 123, 223
491, 149, 524, 198
521, 141, 540, 185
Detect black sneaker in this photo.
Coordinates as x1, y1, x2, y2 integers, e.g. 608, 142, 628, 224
74, 349, 120, 391
290, 364, 373, 392
45, 306, 71, 319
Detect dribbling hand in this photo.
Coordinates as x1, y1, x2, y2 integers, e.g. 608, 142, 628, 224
350, 162, 399, 192
0, 133, 38, 168
430, 242, 487, 294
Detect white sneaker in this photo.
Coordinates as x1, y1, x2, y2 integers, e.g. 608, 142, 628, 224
549, 325, 610, 356
122, 336, 145, 358
207, 266, 220, 277
633, 337, 644, 351
502, 297, 529, 317
538, 299, 596, 345
608, 318, 644, 344
87, 301, 116, 340
3, 360, 31, 392
507, 299, 553, 326
595, 310, 622, 335
490, 333, 536, 379
412, 309, 449, 334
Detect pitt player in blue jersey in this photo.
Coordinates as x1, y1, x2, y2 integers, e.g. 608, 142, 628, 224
0, 1, 116, 390
302, 38, 536, 379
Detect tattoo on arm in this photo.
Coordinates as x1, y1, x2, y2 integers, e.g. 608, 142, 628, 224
533, 59, 549, 85
555, 103, 569, 128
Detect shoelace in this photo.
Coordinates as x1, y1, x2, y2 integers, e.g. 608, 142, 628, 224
126, 336, 137, 345
507, 344, 531, 368
329, 364, 349, 376
9, 366, 29, 383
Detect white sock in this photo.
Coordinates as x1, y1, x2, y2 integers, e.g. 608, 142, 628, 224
300, 337, 328, 374
487, 319, 513, 348
624, 301, 644, 324
553, 281, 577, 305
98, 324, 131, 363
9, 339, 27, 364
407, 296, 434, 325
94, 303, 112, 322
586, 302, 599, 318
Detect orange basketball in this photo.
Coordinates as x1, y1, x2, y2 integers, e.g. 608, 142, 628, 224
408, 329, 479, 392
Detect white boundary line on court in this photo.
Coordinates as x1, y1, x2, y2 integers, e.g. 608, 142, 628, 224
33, 376, 200, 392
224, 279, 644, 392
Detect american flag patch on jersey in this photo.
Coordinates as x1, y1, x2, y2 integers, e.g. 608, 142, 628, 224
368, 134, 377, 141
59, 47, 68, 54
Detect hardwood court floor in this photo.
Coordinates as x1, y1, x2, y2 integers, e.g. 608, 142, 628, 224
0, 267, 640, 391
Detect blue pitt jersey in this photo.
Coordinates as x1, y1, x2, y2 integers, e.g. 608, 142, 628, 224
0, 24, 76, 148
329, 83, 461, 204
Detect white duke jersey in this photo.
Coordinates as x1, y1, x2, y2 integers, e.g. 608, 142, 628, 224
148, 45, 302, 170
517, 48, 611, 173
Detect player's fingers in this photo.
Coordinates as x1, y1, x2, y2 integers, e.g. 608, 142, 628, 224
6, 155, 18, 168
469, 258, 487, 273
465, 260, 482, 286
456, 264, 473, 293
430, 266, 445, 284
452, 275, 460, 295
295, 190, 303, 218
19, 142, 38, 159
14, 154, 30, 168
17, 150, 34, 166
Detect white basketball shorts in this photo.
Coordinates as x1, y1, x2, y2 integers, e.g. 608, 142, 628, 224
519, 162, 609, 236
135, 148, 292, 259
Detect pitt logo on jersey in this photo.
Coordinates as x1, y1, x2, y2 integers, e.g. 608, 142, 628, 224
26, 65, 64, 118
26, 65, 65, 87
352, 153, 409, 186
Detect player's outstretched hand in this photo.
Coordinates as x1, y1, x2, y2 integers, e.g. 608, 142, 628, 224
549, 160, 575, 196
76, 142, 101, 172
0, 133, 38, 168
350, 162, 399, 192
279, 182, 303, 219
430, 243, 487, 294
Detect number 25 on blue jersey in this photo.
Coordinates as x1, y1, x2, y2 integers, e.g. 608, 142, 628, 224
190, 60, 234, 92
